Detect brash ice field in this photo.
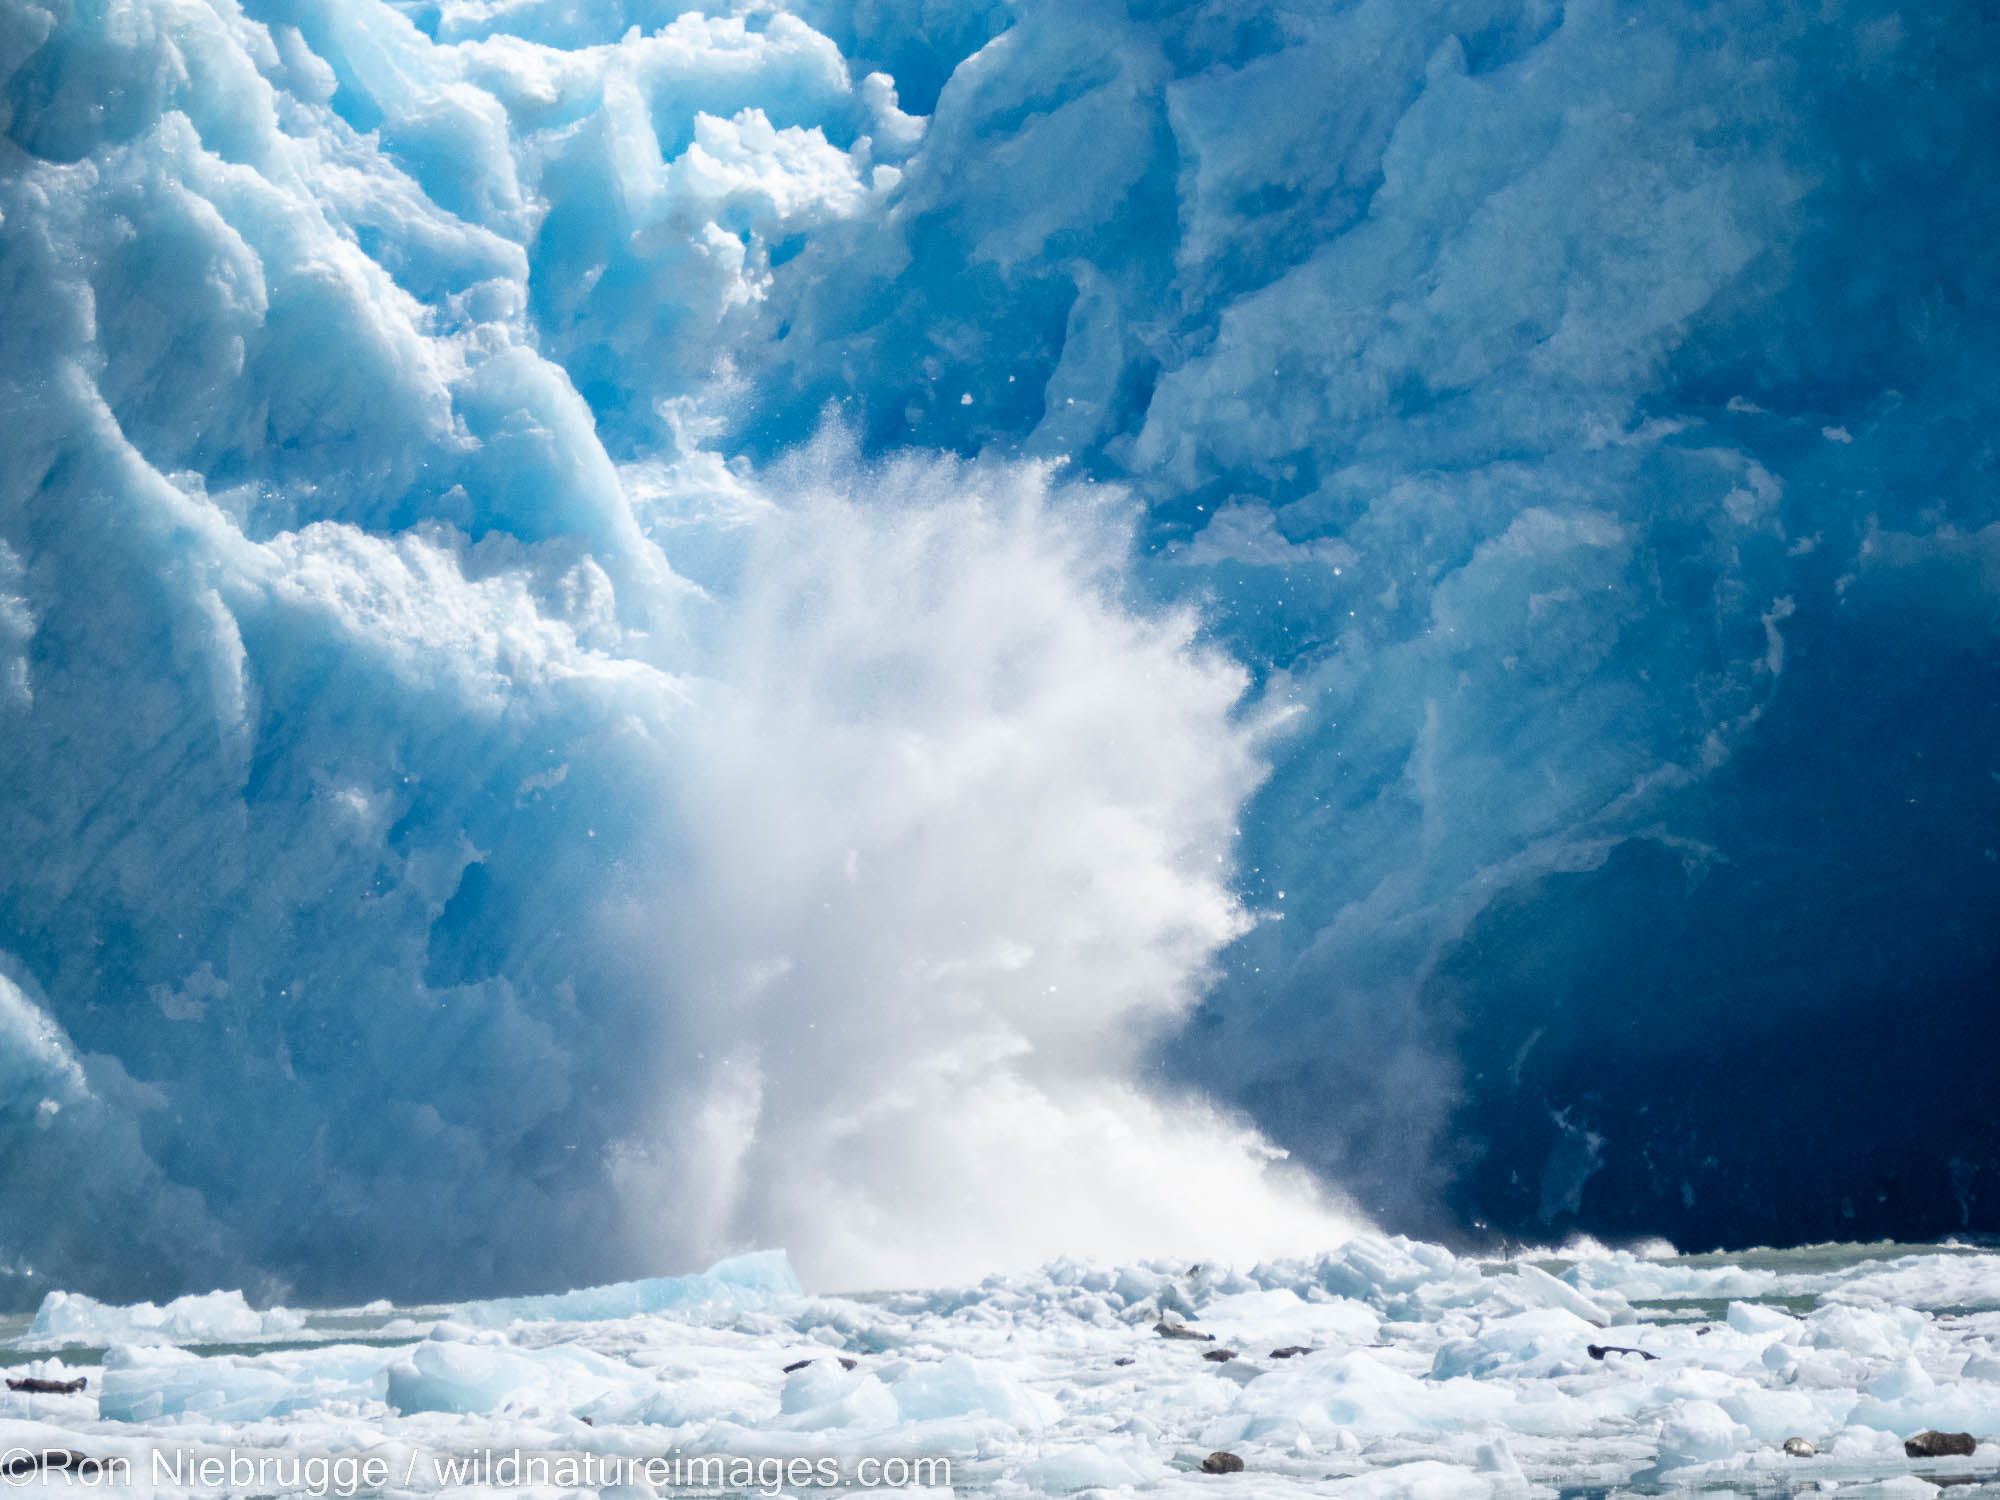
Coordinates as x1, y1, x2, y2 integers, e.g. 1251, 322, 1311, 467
2, 0, 1999, 1473
9, 1240, 2000, 1497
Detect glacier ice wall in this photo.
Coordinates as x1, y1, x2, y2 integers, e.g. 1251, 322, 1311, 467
0, 0, 1360, 1304
708, 0, 2000, 1244
2, 0, 1996, 1304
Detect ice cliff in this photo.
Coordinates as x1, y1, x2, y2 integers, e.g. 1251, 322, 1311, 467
1, 0, 1995, 1305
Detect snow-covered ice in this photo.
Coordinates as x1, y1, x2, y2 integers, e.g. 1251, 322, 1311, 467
7, 1239, 2000, 1497
23, 1291, 306, 1349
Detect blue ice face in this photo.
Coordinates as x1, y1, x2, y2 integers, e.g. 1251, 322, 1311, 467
1, 0, 1995, 1306
712, 0, 2000, 1247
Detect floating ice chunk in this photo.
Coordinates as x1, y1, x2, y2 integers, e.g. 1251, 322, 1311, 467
1200, 1287, 1380, 1348
1868, 1358, 1937, 1402
1719, 1385, 1831, 1442
448, 1250, 801, 1325
1270, 1237, 1485, 1317
1849, 1380, 2000, 1440
1017, 1441, 1156, 1493
1474, 1437, 1525, 1484
1832, 1425, 1911, 1458
705, 1250, 805, 1296
1728, 1301, 1797, 1335
1501, 1263, 1622, 1324
1763, 1339, 1865, 1390
26, 1289, 306, 1347
1824, 1256, 2000, 1311
1657, 1399, 1753, 1468
890, 1354, 1059, 1428
381, 1320, 637, 1417
1804, 1305, 1929, 1360
99, 1347, 293, 1423
99, 1341, 394, 1421
1432, 1308, 1598, 1379
385, 1338, 551, 1414
1568, 1254, 1786, 1303
583, 1372, 768, 1428
1838, 1479, 1942, 1500
1112, 1266, 1171, 1307
775, 1362, 899, 1431
1325, 1459, 1501, 1500
1233, 1349, 1513, 1437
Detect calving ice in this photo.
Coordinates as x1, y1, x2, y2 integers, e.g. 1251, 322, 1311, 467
0, 0, 1994, 1490
1, 0, 1995, 1306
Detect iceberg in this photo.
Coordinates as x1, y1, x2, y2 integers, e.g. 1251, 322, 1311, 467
26, 1289, 306, 1347
447, 1248, 802, 1324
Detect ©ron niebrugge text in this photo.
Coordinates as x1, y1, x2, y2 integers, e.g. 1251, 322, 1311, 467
3, 1447, 953, 1495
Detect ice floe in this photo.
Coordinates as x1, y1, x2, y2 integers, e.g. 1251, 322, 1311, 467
7, 1239, 2000, 1496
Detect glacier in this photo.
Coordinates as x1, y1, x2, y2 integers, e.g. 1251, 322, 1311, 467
1, 0, 1998, 1308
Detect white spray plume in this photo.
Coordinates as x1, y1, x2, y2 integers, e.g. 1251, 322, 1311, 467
611, 441, 1363, 1287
